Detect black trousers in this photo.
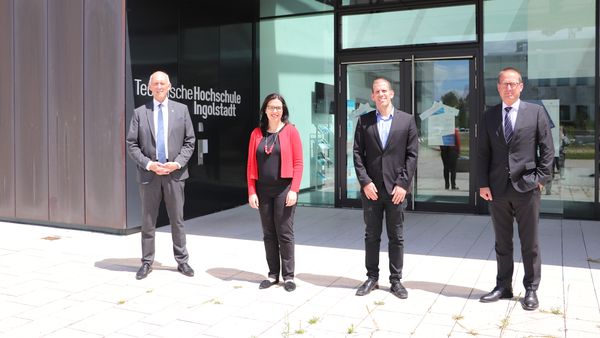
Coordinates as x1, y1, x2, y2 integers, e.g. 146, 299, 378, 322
256, 181, 296, 281
441, 148, 458, 188
139, 175, 188, 265
489, 181, 542, 291
361, 188, 406, 282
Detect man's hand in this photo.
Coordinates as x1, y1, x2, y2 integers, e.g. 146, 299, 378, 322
391, 185, 406, 204
149, 162, 168, 175
539, 183, 543, 191
149, 161, 179, 175
163, 162, 179, 173
480, 187, 493, 201
363, 182, 378, 200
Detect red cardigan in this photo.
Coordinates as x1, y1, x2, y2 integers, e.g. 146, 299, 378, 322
247, 124, 303, 196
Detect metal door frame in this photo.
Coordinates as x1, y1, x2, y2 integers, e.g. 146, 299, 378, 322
336, 48, 481, 214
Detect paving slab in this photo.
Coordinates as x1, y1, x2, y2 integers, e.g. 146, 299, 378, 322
0, 206, 599, 337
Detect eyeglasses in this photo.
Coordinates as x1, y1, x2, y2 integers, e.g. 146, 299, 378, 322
499, 82, 521, 89
267, 106, 283, 112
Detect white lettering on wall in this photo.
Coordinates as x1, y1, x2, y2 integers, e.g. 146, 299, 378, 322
134, 79, 241, 119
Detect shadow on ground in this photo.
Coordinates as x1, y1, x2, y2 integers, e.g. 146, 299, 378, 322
94, 258, 175, 272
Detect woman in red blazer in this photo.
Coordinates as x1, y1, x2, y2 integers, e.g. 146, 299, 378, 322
247, 93, 303, 292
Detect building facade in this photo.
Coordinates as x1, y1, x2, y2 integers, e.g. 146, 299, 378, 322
0, 0, 598, 233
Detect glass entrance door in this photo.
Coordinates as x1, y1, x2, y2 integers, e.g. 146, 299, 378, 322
344, 62, 402, 205
339, 55, 477, 213
413, 58, 474, 212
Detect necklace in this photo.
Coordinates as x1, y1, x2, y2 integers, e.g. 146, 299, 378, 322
264, 124, 284, 155
264, 130, 279, 154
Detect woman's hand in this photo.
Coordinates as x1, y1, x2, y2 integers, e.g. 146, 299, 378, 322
249, 194, 259, 209
285, 190, 297, 207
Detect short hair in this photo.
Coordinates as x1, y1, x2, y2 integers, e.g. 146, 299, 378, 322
498, 68, 522, 83
372, 78, 392, 93
149, 71, 170, 85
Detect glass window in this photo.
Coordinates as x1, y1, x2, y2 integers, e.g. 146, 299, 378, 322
260, 0, 333, 18
484, 0, 596, 219
341, 5, 476, 49
342, 0, 398, 5
342, 0, 450, 5
259, 13, 335, 206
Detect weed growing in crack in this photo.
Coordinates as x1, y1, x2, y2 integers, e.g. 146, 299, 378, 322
366, 305, 380, 331
281, 311, 290, 338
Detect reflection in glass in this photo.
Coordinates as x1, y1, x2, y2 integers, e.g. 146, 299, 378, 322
346, 63, 401, 200
414, 60, 470, 205
342, 0, 399, 5
484, 0, 596, 218
341, 5, 476, 49
260, 0, 333, 18
259, 14, 335, 206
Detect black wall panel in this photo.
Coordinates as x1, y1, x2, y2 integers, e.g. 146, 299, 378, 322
179, 0, 222, 217
126, 0, 256, 225
219, 22, 254, 210
14, 0, 49, 221
84, 0, 126, 228
126, 0, 179, 227
48, 0, 85, 224
0, 0, 15, 218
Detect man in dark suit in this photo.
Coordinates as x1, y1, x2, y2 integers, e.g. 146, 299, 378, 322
353, 78, 418, 299
126, 71, 196, 280
478, 67, 554, 310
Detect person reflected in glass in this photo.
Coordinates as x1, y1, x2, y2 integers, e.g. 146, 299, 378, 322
556, 126, 569, 180
247, 93, 303, 292
440, 128, 461, 190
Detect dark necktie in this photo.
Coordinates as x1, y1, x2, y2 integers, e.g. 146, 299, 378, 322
157, 103, 167, 163
504, 106, 513, 145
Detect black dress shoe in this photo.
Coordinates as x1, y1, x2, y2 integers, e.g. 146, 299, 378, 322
284, 280, 296, 292
356, 278, 378, 296
480, 286, 513, 303
522, 290, 539, 310
259, 279, 278, 289
177, 263, 194, 277
136, 263, 152, 280
390, 280, 408, 299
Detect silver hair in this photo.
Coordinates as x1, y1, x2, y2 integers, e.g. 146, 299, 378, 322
149, 71, 170, 85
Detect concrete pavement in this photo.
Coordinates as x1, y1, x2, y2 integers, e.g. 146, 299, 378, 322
1, 206, 599, 337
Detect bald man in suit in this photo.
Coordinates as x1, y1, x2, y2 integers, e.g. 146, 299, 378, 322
126, 71, 196, 280
478, 67, 554, 310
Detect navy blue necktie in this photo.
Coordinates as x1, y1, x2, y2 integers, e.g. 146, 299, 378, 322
504, 107, 513, 145
157, 103, 167, 163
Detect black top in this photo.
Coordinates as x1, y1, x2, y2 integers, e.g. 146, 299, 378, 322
256, 124, 290, 185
